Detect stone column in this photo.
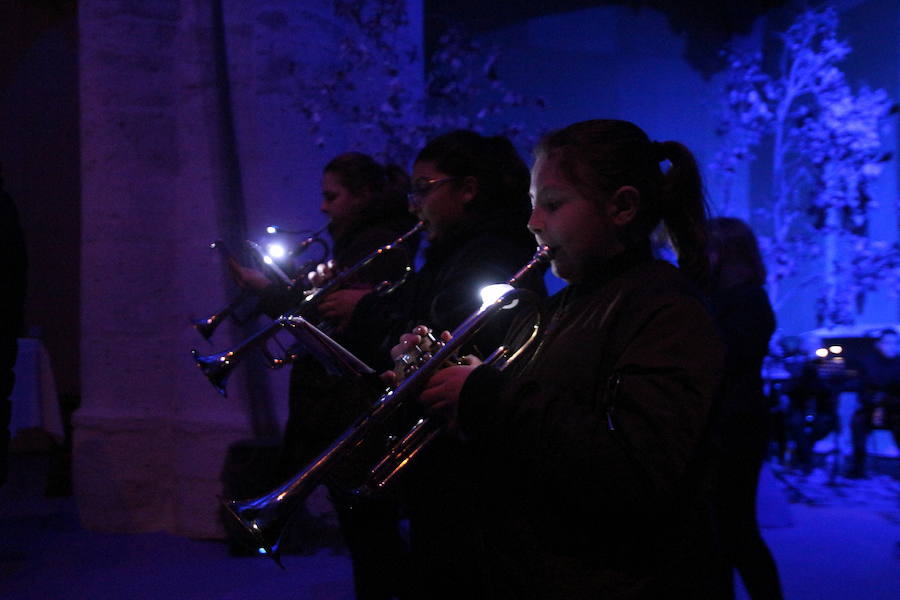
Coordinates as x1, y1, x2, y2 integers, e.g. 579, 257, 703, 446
76, 0, 423, 537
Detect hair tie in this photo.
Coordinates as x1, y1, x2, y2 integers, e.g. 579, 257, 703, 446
652, 141, 667, 163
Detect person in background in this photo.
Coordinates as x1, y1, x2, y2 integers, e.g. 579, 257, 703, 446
785, 335, 842, 473
321, 130, 545, 599
394, 119, 724, 598
231, 152, 419, 476
0, 166, 27, 488
707, 216, 784, 599
228, 152, 418, 600
849, 328, 900, 478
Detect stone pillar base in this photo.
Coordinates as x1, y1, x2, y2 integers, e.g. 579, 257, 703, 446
73, 414, 247, 538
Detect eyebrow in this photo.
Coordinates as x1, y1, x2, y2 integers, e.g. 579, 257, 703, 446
533, 186, 570, 199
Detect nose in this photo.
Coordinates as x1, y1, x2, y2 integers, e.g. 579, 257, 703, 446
527, 208, 543, 236
408, 196, 422, 216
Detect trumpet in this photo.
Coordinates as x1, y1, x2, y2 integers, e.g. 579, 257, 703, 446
191, 229, 329, 341
192, 221, 425, 395
221, 245, 550, 565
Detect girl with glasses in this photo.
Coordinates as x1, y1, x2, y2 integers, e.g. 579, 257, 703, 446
318, 129, 546, 599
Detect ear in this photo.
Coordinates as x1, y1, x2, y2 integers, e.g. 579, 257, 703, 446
459, 176, 479, 206
607, 186, 640, 226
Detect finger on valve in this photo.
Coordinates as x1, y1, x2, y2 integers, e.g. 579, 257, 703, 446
308, 261, 332, 287
379, 369, 398, 387
390, 325, 438, 380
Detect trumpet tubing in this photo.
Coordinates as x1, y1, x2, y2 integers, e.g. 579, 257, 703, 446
221, 245, 550, 563
301, 220, 424, 305
191, 293, 244, 341
191, 221, 425, 395
191, 229, 328, 342
191, 318, 288, 396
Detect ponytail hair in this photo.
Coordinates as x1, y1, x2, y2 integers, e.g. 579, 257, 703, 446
535, 120, 710, 289
655, 140, 709, 290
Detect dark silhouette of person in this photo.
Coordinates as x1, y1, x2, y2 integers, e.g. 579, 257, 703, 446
227, 152, 418, 599
848, 329, 900, 478
328, 131, 545, 599
0, 165, 28, 487
707, 217, 784, 599
785, 336, 842, 473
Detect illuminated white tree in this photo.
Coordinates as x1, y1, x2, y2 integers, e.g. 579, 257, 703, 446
294, 0, 545, 166
711, 6, 899, 326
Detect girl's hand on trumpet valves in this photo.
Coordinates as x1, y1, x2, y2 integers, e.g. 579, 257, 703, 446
307, 260, 336, 288
383, 325, 481, 437
418, 363, 478, 437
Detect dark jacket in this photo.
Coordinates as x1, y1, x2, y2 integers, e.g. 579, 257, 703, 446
457, 248, 724, 599
1, 179, 27, 487
711, 282, 776, 455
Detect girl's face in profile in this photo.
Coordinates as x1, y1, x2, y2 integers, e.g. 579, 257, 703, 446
409, 160, 469, 242
321, 171, 368, 230
528, 153, 625, 284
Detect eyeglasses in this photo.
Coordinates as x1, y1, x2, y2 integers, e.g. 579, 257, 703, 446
407, 176, 459, 208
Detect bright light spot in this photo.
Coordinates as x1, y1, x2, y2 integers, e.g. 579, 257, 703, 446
828, 345, 843, 354
257, 547, 268, 555
266, 225, 278, 234
263, 255, 274, 265
480, 284, 515, 309
267, 243, 286, 259
815, 348, 829, 358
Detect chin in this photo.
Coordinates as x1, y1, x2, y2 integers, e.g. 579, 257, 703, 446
551, 262, 573, 283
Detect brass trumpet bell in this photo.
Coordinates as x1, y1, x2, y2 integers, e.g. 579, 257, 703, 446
221, 491, 300, 568
191, 348, 237, 397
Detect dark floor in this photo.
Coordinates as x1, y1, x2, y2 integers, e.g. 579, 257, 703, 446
2, 443, 900, 600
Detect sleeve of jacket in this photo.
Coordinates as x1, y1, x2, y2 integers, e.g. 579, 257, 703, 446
255, 283, 302, 318
458, 293, 723, 516
334, 224, 415, 289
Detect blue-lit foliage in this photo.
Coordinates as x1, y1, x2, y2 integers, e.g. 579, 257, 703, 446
293, 0, 545, 166
712, 7, 899, 327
